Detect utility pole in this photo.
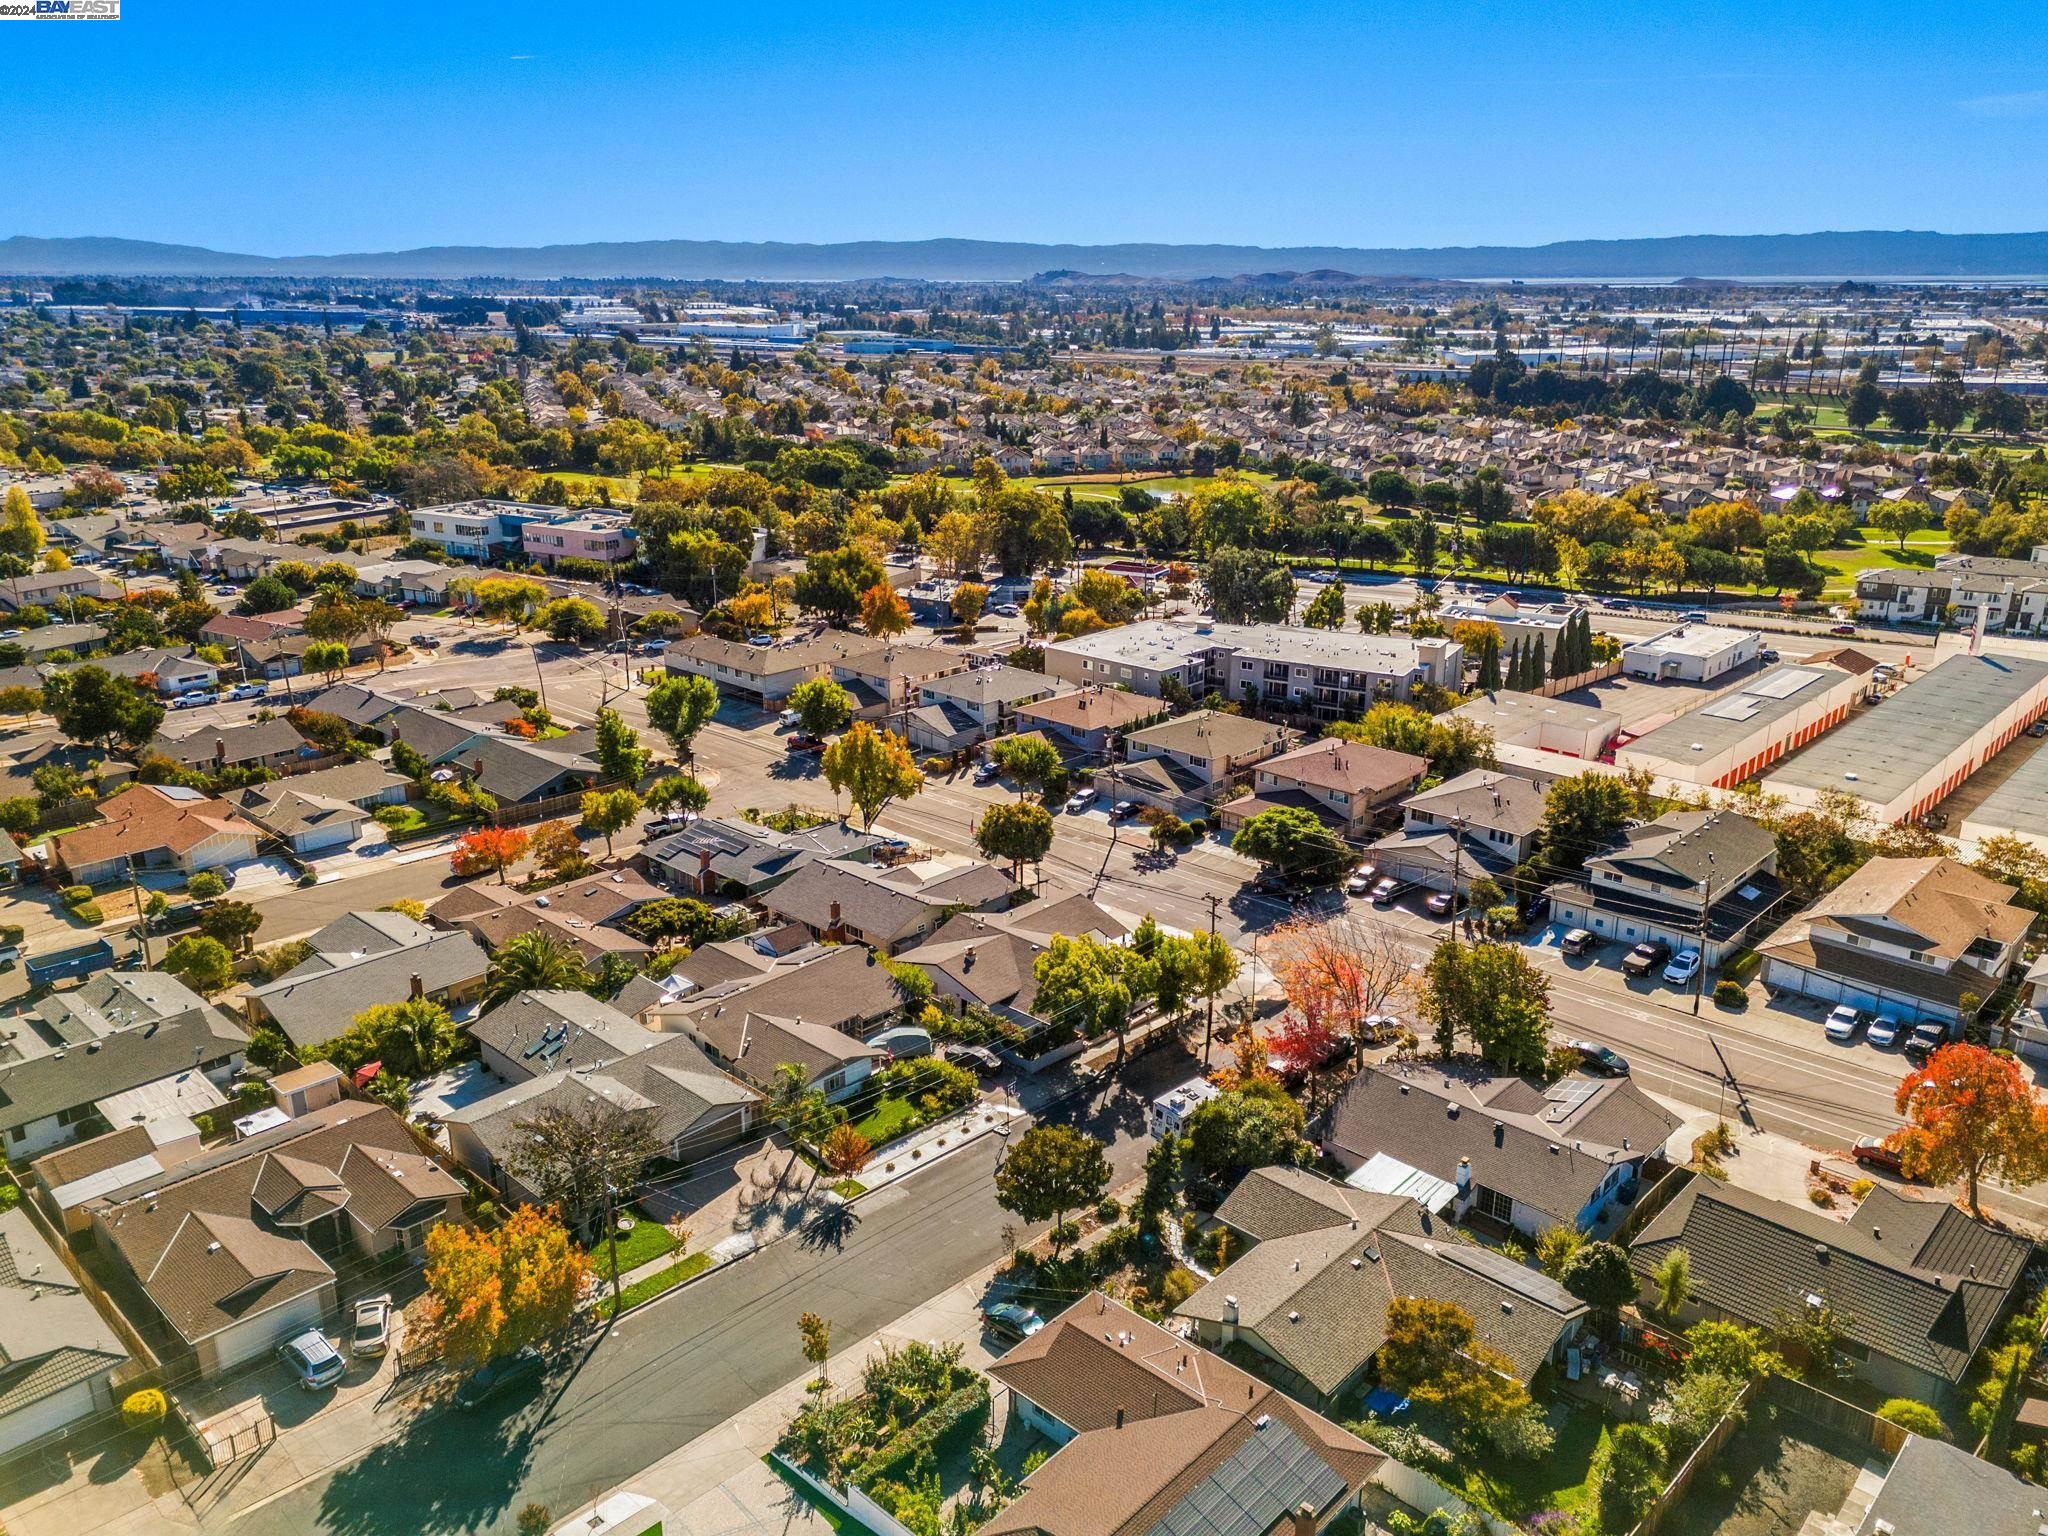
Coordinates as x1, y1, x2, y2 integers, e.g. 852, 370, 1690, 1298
128, 856, 153, 968
532, 647, 550, 717
1692, 851, 1715, 1017
1203, 892, 1221, 1068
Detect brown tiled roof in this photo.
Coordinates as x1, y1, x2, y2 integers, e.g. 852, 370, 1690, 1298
52, 785, 261, 869
1012, 688, 1166, 734
1260, 738, 1428, 796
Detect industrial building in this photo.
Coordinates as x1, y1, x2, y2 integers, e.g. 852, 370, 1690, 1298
1613, 660, 1864, 790
1621, 623, 1760, 683
1959, 740, 2048, 854
1450, 688, 1621, 763
1763, 652, 2048, 824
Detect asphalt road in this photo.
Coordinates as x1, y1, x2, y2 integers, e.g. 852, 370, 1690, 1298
230, 1069, 1163, 1536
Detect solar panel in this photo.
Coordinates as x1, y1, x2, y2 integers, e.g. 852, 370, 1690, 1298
1542, 1078, 1599, 1121
1143, 1419, 1345, 1536
1748, 666, 1823, 700
1697, 695, 1764, 722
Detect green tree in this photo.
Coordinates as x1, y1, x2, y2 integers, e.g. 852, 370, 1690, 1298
644, 672, 720, 763
989, 733, 1068, 798
1539, 771, 1634, 871
1032, 933, 1136, 1062
1300, 583, 1346, 629
1684, 1320, 1781, 1379
795, 546, 886, 624
1876, 1398, 1946, 1440
1205, 547, 1294, 623
486, 931, 592, 1004
787, 677, 855, 738
1230, 805, 1349, 886
198, 899, 263, 954
537, 596, 607, 644
237, 574, 298, 615
974, 801, 1055, 880
1414, 938, 1551, 1071
992, 1125, 1111, 1258
302, 639, 350, 682
45, 665, 164, 751
162, 934, 235, 995
822, 722, 923, 831
580, 786, 644, 859
1867, 499, 1929, 551
1184, 1079, 1310, 1182
594, 707, 648, 784
311, 998, 463, 1078
0, 486, 45, 561
1651, 1247, 1691, 1314
1559, 1240, 1640, 1326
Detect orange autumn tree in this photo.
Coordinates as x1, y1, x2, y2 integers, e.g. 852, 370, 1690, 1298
1266, 913, 1409, 1040
421, 1205, 589, 1370
859, 581, 911, 638
1892, 1042, 2048, 1216
450, 825, 530, 885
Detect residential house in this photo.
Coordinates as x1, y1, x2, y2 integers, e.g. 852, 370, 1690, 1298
429, 869, 665, 966
828, 643, 969, 718
984, 1293, 1384, 1536
1323, 1061, 1680, 1240
645, 939, 912, 1050
760, 856, 1016, 954
243, 911, 490, 1052
445, 1029, 758, 1204
434, 734, 606, 805
1218, 738, 1428, 838
299, 683, 407, 740
0, 1208, 131, 1455
1008, 689, 1167, 757
907, 665, 1073, 755
1629, 1179, 2030, 1405
0, 974, 247, 1159
1855, 553, 2048, 635
1548, 809, 1782, 967
0, 570, 118, 613
87, 1101, 465, 1375
149, 718, 312, 776
226, 780, 375, 856
665, 1008, 881, 1104
661, 632, 887, 706
28, 1117, 207, 1235
1122, 710, 1295, 785
1175, 1166, 1585, 1405
464, 991, 657, 1085
1840, 1431, 2048, 1535
642, 816, 888, 898
896, 893, 1132, 1026
1759, 856, 2032, 1026
50, 785, 262, 888
10, 622, 107, 660
1364, 769, 1546, 895
52, 646, 218, 698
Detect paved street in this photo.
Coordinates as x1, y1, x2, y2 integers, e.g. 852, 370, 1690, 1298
195, 1065, 1162, 1536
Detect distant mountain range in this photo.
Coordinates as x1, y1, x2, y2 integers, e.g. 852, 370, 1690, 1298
5, 230, 2048, 282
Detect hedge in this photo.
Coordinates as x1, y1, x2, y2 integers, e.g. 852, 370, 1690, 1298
852, 1378, 990, 1491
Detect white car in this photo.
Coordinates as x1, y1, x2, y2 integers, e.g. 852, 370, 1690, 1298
1362, 1013, 1403, 1041
1662, 949, 1702, 985
1065, 788, 1098, 812
1865, 1014, 1905, 1049
350, 1293, 394, 1357
1825, 1005, 1870, 1043
224, 682, 268, 701
171, 691, 219, 709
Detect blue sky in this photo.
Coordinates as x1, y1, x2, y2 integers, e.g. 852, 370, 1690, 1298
12, 0, 2048, 253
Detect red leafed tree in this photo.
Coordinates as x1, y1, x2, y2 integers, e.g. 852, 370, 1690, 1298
1266, 913, 1408, 1042
1892, 1042, 2048, 1216
450, 825, 530, 885
1269, 1007, 1348, 1111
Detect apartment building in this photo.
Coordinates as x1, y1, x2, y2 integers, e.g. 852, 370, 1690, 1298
406, 499, 556, 561
520, 513, 637, 569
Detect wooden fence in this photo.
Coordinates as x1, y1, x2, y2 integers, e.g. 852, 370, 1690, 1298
1764, 1374, 1908, 1455
1628, 1378, 1761, 1536
485, 780, 624, 828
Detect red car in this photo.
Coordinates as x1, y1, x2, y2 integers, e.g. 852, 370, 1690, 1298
1851, 1135, 1905, 1175
786, 735, 825, 754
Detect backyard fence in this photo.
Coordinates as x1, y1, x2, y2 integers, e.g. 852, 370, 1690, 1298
1611, 1164, 1693, 1247
1764, 1375, 1907, 1455
484, 780, 625, 829
1627, 1377, 1761, 1536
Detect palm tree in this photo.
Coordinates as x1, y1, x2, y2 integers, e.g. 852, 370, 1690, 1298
486, 932, 591, 1005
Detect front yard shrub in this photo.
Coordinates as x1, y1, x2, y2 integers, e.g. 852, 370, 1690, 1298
59, 884, 93, 907
852, 1378, 991, 1491
121, 1388, 168, 1430
1713, 979, 1747, 1009
71, 900, 105, 923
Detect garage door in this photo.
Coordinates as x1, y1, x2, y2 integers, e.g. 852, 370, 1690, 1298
207, 1289, 330, 1374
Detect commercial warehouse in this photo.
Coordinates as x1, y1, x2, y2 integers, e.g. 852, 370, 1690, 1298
1613, 661, 1863, 790
1451, 688, 1621, 761
1762, 652, 2048, 824
1959, 741, 2048, 854
1621, 623, 1760, 683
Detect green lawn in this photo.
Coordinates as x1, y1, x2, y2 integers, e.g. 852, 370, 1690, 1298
1447, 1407, 1610, 1522
766, 1456, 879, 1535
850, 1095, 920, 1146
833, 1178, 867, 1199
589, 1216, 681, 1281
593, 1251, 712, 1318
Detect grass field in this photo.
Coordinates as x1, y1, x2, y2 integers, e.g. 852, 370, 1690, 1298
589, 1215, 680, 1282
593, 1250, 713, 1318
850, 1095, 919, 1147
1446, 1406, 1608, 1522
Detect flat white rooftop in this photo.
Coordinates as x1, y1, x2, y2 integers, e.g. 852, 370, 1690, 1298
1622, 623, 1757, 661
1048, 619, 1439, 672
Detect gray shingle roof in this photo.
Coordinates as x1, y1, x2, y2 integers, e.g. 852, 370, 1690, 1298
0, 1006, 246, 1136
1856, 1434, 2048, 1535
1630, 1179, 2029, 1384
248, 925, 489, 1049
0, 1209, 128, 1420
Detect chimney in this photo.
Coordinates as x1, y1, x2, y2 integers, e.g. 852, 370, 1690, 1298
697, 847, 713, 891
828, 900, 841, 928
213, 737, 227, 768
1114, 1407, 1125, 1429
1455, 1157, 1471, 1190
1292, 1504, 1318, 1536
409, 972, 424, 1001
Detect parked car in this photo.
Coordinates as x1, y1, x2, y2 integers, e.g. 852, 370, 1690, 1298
1361, 1012, 1403, 1041
746, 632, 775, 646
146, 900, 206, 935
1662, 949, 1703, 986
2030, 720, 2048, 739
454, 1347, 545, 1410
1864, 1014, 1905, 1049
1570, 1040, 1631, 1077
1681, 610, 1710, 624
1824, 1004, 1870, 1043
1851, 1135, 1906, 1175
638, 639, 667, 655
410, 633, 442, 649
993, 603, 1021, 618
1065, 788, 1098, 812
171, 691, 219, 709
1560, 927, 1599, 956
1902, 1021, 1948, 1063
981, 1302, 1045, 1343
278, 1330, 346, 1390
949, 1044, 1004, 1079
1344, 865, 1378, 897
777, 708, 801, 730
1828, 622, 1857, 637
1620, 940, 1671, 977
1424, 890, 1461, 917
973, 760, 1002, 785
1369, 875, 1409, 907
1252, 868, 1298, 896
786, 735, 825, 755
1758, 648, 1780, 663
223, 682, 268, 701
350, 1294, 393, 1357
1111, 800, 1137, 819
